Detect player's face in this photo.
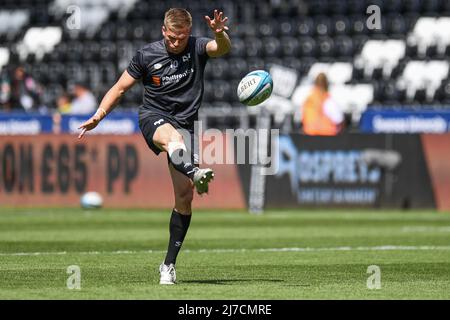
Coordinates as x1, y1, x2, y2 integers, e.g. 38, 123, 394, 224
162, 25, 191, 54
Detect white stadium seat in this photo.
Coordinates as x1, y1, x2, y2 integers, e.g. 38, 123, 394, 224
408, 17, 437, 55
328, 63, 353, 84
291, 84, 313, 110
82, 9, 110, 32
0, 48, 10, 71
0, 10, 29, 36
406, 17, 450, 57
330, 84, 373, 121
269, 64, 298, 98
329, 85, 352, 113
424, 61, 449, 100
352, 84, 374, 116
435, 17, 450, 54
307, 62, 353, 84
397, 60, 449, 100
383, 40, 406, 78
357, 40, 384, 78
18, 27, 62, 61
307, 63, 330, 81
261, 94, 295, 125
356, 40, 405, 79
398, 61, 427, 99
51, 0, 138, 19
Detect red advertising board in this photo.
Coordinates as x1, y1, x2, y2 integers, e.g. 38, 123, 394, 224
421, 134, 450, 212
0, 134, 246, 209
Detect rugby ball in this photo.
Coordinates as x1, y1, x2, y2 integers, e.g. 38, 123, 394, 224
80, 191, 103, 209
237, 70, 273, 106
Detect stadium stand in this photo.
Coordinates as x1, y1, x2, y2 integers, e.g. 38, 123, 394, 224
0, 48, 10, 71
0, 0, 449, 127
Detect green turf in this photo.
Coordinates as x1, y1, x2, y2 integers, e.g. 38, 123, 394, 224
0, 208, 449, 299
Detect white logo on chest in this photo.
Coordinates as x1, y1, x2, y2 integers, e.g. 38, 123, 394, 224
182, 53, 191, 62
170, 53, 191, 69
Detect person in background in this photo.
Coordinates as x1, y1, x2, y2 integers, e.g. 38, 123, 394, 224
70, 82, 97, 114
56, 93, 72, 114
0, 67, 10, 111
52, 92, 72, 134
301, 72, 344, 136
1, 66, 43, 112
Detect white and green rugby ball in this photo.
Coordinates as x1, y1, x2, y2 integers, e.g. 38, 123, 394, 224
237, 70, 273, 106
80, 191, 103, 209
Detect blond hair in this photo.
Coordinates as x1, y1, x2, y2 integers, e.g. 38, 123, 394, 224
164, 8, 192, 30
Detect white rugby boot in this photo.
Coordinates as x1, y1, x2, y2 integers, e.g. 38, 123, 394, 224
193, 168, 214, 195
159, 263, 176, 285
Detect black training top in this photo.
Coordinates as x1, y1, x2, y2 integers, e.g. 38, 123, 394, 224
127, 36, 212, 127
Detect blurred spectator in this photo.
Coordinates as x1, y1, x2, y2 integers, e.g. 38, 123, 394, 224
0, 66, 43, 112
0, 68, 10, 110
56, 93, 72, 114
70, 82, 97, 114
52, 111, 62, 134
301, 73, 344, 136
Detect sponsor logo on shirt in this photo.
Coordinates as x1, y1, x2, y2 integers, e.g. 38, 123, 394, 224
162, 68, 194, 85
152, 76, 161, 86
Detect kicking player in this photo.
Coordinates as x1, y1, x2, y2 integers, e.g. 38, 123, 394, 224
78, 8, 231, 284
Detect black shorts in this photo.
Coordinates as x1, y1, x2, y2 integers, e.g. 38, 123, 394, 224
139, 113, 199, 164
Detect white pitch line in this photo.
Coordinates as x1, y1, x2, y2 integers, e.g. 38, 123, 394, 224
1, 245, 450, 257
402, 226, 450, 233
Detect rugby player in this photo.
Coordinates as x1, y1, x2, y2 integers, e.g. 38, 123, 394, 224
78, 8, 231, 284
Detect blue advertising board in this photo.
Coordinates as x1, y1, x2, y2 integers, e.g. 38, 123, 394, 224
360, 108, 450, 133
59, 112, 139, 134
250, 133, 436, 209
0, 112, 139, 135
0, 113, 53, 134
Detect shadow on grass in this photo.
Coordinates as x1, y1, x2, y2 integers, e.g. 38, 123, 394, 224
179, 279, 286, 285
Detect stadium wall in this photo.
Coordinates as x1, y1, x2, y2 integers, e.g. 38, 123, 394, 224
1, 133, 449, 211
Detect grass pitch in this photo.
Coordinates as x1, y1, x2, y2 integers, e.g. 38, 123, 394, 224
0, 208, 449, 299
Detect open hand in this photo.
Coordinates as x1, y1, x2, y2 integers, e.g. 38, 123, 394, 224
77, 114, 101, 139
204, 10, 229, 34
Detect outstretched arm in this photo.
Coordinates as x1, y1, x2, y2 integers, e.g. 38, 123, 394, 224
78, 70, 137, 139
205, 10, 231, 58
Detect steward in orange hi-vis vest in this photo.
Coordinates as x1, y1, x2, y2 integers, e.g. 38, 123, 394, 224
301, 73, 343, 136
